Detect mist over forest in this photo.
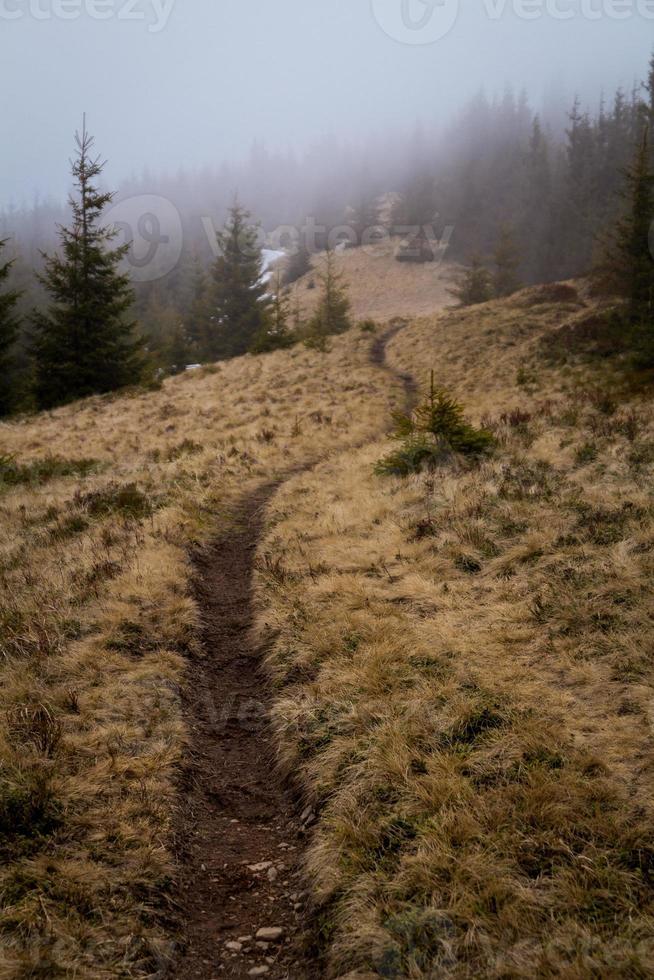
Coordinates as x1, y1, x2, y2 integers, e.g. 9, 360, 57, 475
2, 4, 652, 393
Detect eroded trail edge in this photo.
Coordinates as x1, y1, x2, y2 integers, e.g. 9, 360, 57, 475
173, 325, 415, 980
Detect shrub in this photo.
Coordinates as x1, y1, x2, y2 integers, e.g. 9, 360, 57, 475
74, 482, 155, 519
7, 703, 63, 758
0, 768, 61, 848
0, 454, 98, 491
574, 442, 598, 466
164, 439, 203, 462
376, 374, 494, 476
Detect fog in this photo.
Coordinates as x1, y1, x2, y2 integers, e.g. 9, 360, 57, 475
1, 0, 651, 207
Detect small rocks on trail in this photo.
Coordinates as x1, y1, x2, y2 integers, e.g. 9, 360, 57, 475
256, 927, 284, 942
247, 861, 273, 873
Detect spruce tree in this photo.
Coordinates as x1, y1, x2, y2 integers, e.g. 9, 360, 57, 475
0, 238, 20, 416
250, 271, 294, 353
646, 51, 654, 164
601, 127, 654, 319
32, 120, 141, 409
347, 193, 381, 246
307, 248, 351, 345
393, 173, 437, 229
450, 255, 493, 306
492, 226, 521, 298
207, 203, 272, 359
563, 98, 598, 276
523, 118, 553, 282
186, 253, 211, 359
283, 238, 312, 286
291, 288, 304, 334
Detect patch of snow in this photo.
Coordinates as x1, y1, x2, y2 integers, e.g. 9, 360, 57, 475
261, 248, 285, 282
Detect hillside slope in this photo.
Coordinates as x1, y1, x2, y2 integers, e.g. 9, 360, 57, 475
254, 283, 654, 977
2, 259, 653, 979
291, 241, 457, 322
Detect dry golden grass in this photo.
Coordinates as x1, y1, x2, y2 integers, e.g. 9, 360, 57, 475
254, 285, 654, 977
292, 243, 457, 323
4, 260, 653, 978
0, 330, 405, 978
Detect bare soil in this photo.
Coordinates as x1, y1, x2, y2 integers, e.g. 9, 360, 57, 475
173, 487, 311, 980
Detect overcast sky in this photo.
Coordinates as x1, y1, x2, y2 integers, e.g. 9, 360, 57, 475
1, 0, 651, 206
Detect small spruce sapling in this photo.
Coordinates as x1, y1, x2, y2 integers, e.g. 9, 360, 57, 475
376, 372, 495, 476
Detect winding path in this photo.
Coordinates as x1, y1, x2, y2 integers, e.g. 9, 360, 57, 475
173, 323, 415, 980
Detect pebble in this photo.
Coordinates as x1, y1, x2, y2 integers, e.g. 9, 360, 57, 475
224, 941, 242, 952
248, 861, 273, 873
267, 866, 278, 882
238, 935, 253, 943
256, 927, 284, 942
248, 968, 270, 977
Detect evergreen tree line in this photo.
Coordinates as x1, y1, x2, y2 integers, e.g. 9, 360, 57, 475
397, 54, 654, 286
187, 206, 352, 361
1, 54, 653, 413
0, 122, 354, 413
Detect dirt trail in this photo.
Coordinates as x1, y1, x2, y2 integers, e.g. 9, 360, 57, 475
370, 318, 418, 409
173, 325, 415, 980
175, 486, 307, 980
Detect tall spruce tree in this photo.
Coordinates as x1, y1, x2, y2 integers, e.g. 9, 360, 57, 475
251, 271, 294, 353
32, 120, 141, 409
283, 238, 312, 286
450, 255, 493, 306
564, 98, 598, 276
0, 238, 20, 416
492, 226, 521, 298
185, 252, 212, 359
347, 193, 381, 246
600, 126, 654, 320
207, 203, 272, 359
646, 51, 654, 165
522, 118, 553, 282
